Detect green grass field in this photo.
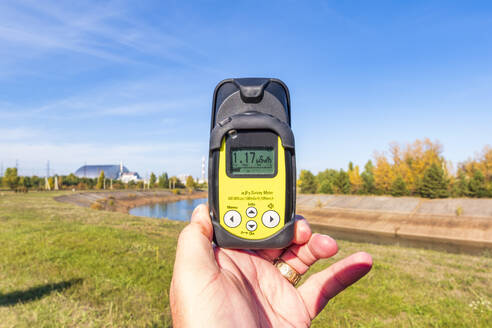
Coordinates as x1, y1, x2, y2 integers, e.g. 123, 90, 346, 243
0, 192, 491, 327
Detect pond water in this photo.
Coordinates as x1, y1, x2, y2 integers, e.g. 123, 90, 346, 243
129, 198, 208, 221
128, 197, 485, 255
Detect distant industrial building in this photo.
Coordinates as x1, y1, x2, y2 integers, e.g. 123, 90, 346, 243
120, 171, 141, 183
74, 163, 141, 181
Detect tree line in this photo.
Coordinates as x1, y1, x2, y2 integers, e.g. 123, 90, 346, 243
298, 139, 492, 198
0, 169, 205, 192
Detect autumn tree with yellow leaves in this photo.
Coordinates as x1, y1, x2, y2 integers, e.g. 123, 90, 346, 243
298, 139, 492, 198
372, 153, 394, 194
457, 146, 492, 197
348, 162, 363, 194
370, 139, 448, 196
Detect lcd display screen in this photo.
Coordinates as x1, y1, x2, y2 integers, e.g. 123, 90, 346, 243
230, 148, 275, 175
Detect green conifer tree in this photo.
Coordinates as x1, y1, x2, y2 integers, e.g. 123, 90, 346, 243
149, 172, 157, 188
361, 160, 375, 194
391, 175, 408, 196
334, 170, 351, 194
419, 163, 449, 198
468, 169, 487, 197
452, 170, 468, 197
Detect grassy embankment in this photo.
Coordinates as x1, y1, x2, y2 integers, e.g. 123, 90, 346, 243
0, 192, 491, 327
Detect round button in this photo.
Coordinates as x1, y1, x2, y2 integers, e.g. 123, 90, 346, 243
262, 210, 280, 228
246, 207, 257, 218
246, 220, 257, 231
224, 210, 241, 228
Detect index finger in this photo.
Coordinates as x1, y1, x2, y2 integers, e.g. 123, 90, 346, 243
297, 252, 373, 319
256, 215, 312, 261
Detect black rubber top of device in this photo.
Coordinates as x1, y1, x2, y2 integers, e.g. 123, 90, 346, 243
210, 78, 291, 130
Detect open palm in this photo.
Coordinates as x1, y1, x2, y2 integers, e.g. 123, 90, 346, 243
170, 205, 372, 328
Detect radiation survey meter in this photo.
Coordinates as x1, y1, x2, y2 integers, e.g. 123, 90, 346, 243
208, 78, 296, 249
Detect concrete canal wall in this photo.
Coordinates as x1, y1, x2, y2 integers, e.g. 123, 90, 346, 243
56, 191, 492, 252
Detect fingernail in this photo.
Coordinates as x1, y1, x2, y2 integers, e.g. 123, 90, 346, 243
191, 205, 202, 217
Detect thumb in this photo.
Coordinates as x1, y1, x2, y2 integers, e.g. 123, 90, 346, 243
173, 204, 219, 276
189, 203, 214, 241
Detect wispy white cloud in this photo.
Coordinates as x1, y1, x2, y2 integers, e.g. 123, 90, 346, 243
0, 75, 209, 120
0, 0, 202, 70
31, 97, 206, 119
0, 5, 129, 63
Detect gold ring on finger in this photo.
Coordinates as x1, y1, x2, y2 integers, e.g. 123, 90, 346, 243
274, 259, 302, 286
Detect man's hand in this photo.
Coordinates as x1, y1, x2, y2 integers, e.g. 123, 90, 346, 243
170, 204, 372, 327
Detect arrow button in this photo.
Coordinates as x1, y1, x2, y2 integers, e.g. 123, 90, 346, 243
246, 207, 257, 218
262, 210, 280, 228
246, 220, 257, 232
223, 210, 241, 228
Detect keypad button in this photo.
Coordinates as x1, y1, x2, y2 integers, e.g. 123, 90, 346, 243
224, 210, 241, 228
246, 220, 258, 231
262, 210, 280, 228
246, 207, 257, 218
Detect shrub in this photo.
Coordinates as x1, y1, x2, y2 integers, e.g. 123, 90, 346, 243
455, 206, 463, 216
3, 168, 19, 190
90, 202, 104, 210
318, 180, 334, 194
299, 170, 317, 194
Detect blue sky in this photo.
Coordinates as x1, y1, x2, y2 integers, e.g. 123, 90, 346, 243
1, 0, 492, 178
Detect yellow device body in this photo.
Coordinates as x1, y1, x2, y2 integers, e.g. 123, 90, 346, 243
218, 137, 286, 240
